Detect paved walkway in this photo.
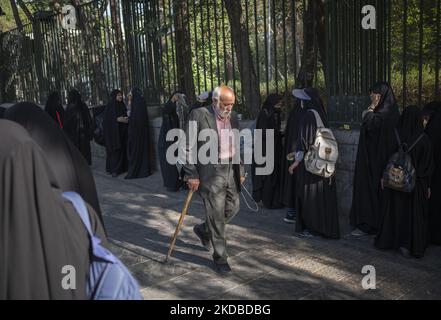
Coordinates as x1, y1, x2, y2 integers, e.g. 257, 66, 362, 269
91, 157, 441, 300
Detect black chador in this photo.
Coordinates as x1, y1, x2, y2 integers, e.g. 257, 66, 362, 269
252, 93, 284, 209
281, 97, 307, 214
294, 88, 340, 239
189, 91, 212, 115
0, 119, 107, 299
4, 102, 105, 228
64, 89, 93, 165
375, 106, 434, 257
158, 93, 188, 191
422, 101, 441, 245
125, 88, 153, 179
350, 82, 400, 234
45, 91, 65, 128
103, 89, 128, 176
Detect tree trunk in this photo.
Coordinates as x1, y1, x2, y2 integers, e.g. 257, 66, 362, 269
296, 0, 327, 90
0, 33, 6, 102
316, 0, 328, 91
9, 0, 23, 31
225, 51, 233, 83
296, 0, 318, 87
173, 0, 195, 104
72, 0, 108, 104
224, 0, 261, 118
17, 0, 33, 21
110, 0, 129, 93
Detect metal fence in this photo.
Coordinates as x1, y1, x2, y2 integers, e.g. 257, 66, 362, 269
0, 0, 440, 122
326, 0, 441, 127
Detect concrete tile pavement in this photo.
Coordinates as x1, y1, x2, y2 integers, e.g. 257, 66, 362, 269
90, 157, 441, 300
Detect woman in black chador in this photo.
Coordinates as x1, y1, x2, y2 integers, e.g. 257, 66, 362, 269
422, 101, 441, 245
45, 91, 65, 128
290, 88, 340, 239
375, 106, 434, 258
350, 82, 400, 236
158, 92, 189, 191
189, 91, 212, 114
252, 93, 284, 209
125, 88, 153, 179
0, 120, 107, 299
64, 89, 93, 165
103, 89, 128, 177
4, 102, 105, 228
281, 92, 307, 223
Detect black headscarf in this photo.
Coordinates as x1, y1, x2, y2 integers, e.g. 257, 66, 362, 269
0, 120, 106, 299
66, 89, 92, 133
126, 87, 153, 179
163, 91, 183, 118
189, 91, 213, 114
4, 102, 104, 227
162, 92, 182, 129
45, 91, 65, 128
423, 101, 441, 144
369, 82, 400, 122
262, 93, 282, 111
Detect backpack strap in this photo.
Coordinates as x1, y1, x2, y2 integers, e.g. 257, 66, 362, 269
62, 191, 93, 237
394, 129, 402, 146
309, 109, 325, 128
406, 133, 425, 153
62, 191, 116, 263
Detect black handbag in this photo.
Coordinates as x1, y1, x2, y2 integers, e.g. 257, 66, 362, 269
382, 130, 424, 193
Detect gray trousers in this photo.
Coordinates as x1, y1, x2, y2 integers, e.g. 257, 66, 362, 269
198, 163, 240, 264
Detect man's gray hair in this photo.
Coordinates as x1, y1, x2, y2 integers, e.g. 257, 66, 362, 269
212, 86, 221, 101
212, 85, 234, 101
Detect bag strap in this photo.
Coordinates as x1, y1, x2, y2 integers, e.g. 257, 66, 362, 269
309, 109, 325, 128
62, 191, 93, 237
394, 129, 424, 153
240, 184, 259, 213
56, 111, 63, 129
394, 129, 402, 146
406, 133, 425, 153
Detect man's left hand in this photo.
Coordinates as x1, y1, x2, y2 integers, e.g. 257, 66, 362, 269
240, 176, 246, 185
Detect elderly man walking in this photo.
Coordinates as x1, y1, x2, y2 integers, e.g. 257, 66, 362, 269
183, 85, 246, 275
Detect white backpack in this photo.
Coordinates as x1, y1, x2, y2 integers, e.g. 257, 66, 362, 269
304, 110, 338, 178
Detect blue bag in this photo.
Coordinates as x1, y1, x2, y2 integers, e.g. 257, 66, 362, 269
62, 191, 143, 300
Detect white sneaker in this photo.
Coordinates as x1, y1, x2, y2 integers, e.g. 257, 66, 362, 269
351, 228, 367, 237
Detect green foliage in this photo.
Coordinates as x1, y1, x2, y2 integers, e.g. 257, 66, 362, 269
0, 0, 26, 31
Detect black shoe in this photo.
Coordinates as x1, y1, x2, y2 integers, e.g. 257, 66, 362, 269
111, 172, 118, 177
399, 247, 411, 258
214, 262, 232, 275
193, 225, 211, 251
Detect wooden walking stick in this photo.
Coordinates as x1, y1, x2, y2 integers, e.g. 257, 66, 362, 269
165, 189, 194, 263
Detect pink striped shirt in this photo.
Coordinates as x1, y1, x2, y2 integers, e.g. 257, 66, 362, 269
213, 106, 235, 160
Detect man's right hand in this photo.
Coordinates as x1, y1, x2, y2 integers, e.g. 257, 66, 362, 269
187, 178, 200, 191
